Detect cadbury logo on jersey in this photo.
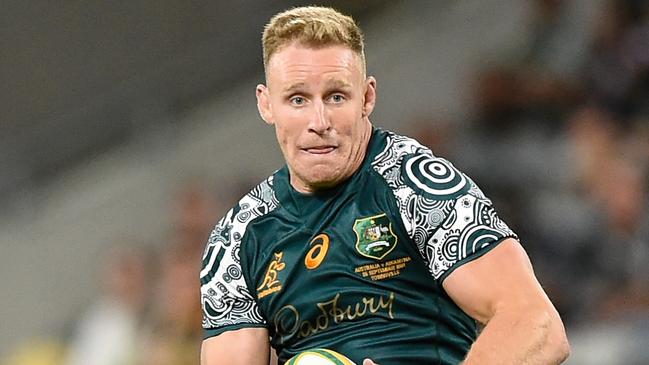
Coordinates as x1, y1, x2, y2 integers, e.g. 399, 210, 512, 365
273, 291, 396, 343
353, 213, 398, 260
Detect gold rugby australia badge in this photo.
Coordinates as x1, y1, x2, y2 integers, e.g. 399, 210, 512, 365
257, 252, 286, 299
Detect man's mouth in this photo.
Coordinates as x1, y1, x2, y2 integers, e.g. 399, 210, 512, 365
303, 146, 336, 154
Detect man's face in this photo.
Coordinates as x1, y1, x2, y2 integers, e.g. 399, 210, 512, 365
257, 42, 376, 193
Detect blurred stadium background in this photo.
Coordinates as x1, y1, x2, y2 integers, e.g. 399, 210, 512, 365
1, 0, 648, 364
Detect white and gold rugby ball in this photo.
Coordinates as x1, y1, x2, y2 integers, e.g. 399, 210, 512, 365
285, 348, 356, 365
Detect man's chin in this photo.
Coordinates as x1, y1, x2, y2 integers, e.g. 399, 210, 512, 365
289, 162, 350, 192
293, 172, 340, 192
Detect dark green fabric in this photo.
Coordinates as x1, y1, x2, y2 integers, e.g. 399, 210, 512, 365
240, 129, 482, 364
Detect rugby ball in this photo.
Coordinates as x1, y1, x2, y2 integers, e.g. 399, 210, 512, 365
285, 348, 356, 365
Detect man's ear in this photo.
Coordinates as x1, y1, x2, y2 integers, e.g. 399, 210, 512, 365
362, 76, 377, 118
256, 84, 274, 125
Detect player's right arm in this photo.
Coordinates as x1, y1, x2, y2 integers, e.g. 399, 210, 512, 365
201, 328, 270, 365
200, 204, 273, 365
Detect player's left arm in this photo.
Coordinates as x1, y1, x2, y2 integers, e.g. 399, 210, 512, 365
443, 237, 570, 364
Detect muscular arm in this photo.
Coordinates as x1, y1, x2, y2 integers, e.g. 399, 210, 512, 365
443, 238, 570, 365
201, 328, 271, 365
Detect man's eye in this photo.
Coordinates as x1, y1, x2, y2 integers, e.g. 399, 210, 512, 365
290, 96, 305, 105
330, 94, 345, 103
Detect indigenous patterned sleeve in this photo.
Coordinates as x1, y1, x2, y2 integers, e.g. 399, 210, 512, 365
372, 132, 517, 282
200, 177, 278, 338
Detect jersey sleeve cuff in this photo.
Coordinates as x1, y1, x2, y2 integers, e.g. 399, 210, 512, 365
203, 323, 269, 340
437, 235, 518, 284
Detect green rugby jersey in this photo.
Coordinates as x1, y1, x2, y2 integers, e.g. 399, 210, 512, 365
200, 128, 517, 364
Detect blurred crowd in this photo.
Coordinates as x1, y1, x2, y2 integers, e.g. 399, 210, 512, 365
410, 0, 649, 361
3, 0, 648, 364
439, 0, 649, 327
3, 181, 223, 365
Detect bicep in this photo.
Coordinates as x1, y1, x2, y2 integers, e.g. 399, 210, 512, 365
442, 238, 553, 324
201, 327, 270, 365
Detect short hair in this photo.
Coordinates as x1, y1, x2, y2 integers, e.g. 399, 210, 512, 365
262, 6, 366, 74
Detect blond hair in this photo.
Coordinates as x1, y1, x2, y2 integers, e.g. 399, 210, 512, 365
262, 6, 366, 73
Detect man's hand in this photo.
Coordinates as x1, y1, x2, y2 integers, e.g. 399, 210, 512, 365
362, 359, 379, 365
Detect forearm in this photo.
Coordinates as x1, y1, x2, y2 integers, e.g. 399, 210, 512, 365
463, 306, 569, 365
201, 328, 271, 365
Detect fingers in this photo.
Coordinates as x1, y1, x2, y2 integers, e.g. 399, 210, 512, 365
362, 359, 378, 365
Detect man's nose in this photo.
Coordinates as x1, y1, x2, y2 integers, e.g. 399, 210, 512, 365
308, 100, 331, 134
